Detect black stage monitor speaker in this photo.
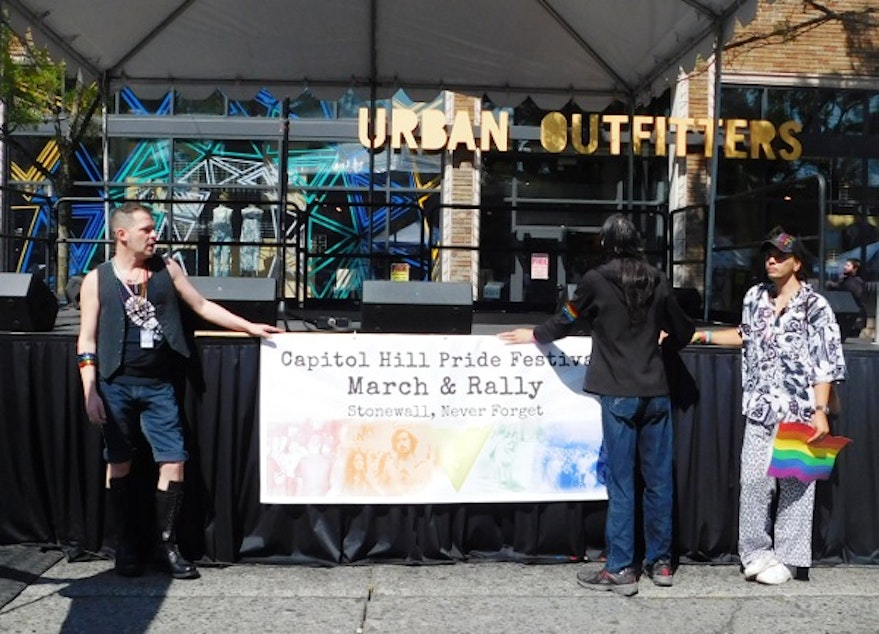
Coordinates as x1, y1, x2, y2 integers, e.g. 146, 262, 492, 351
672, 287, 703, 320
0, 273, 59, 332
818, 290, 860, 343
186, 276, 277, 330
360, 280, 473, 334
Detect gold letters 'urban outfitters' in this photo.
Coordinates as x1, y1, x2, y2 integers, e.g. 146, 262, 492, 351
539, 113, 803, 160
358, 108, 803, 160
358, 107, 509, 152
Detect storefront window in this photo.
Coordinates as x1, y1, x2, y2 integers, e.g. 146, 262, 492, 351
337, 88, 368, 119
720, 87, 762, 119
108, 138, 171, 189
764, 87, 817, 131
175, 90, 226, 115
228, 89, 283, 117
289, 90, 335, 119
172, 138, 278, 187
712, 84, 879, 320
869, 96, 879, 135
115, 88, 173, 115
818, 90, 864, 135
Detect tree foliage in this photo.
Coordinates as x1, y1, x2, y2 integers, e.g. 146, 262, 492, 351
0, 15, 101, 295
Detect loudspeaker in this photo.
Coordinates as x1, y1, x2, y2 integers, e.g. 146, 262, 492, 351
0, 273, 59, 332
818, 290, 861, 342
185, 276, 277, 330
360, 281, 473, 334
672, 287, 703, 319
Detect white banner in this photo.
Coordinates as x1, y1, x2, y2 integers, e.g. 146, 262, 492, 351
259, 334, 605, 504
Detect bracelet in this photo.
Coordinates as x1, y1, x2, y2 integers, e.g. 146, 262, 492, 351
77, 352, 97, 369
693, 330, 710, 344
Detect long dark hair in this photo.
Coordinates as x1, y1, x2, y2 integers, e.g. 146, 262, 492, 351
600, 213, 656, 324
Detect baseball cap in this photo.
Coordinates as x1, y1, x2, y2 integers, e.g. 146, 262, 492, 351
761, 231, 811, 262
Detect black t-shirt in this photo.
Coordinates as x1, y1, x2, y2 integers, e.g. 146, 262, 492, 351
112, 281, 176, 385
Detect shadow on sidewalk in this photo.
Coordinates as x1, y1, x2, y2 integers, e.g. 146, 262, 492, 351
0, 545, 63, 609
55, 566, 173, 633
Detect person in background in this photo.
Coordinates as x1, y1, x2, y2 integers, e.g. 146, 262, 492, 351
826, 257, 867, 338
77, 202, 282, 579
499, 213, 694, 597
691, 229, 846, 585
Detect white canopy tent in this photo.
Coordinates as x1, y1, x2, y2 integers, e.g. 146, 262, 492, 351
4, 0, 769, 315
6, 0, 762, 108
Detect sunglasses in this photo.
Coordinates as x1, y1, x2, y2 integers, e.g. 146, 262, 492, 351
764, 248, 793, 261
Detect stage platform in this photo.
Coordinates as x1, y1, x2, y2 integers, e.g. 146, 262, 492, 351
46, 304, 584, 336
2, 307, 877, 566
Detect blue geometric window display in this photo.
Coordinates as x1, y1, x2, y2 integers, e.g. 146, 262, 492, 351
8, 88, 442, 302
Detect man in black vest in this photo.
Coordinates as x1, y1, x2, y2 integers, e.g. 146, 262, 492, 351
76, 201, 282, 579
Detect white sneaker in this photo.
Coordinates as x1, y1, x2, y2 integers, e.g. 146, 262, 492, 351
743, 554, 776, 580
755, 562, 792, 585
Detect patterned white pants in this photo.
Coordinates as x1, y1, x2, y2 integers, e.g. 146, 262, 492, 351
738, 420, 815, 568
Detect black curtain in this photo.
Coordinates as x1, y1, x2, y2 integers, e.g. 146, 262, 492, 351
2, 333, 876, 565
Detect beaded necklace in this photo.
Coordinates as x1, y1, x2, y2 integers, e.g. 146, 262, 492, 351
111, 259, 163, 341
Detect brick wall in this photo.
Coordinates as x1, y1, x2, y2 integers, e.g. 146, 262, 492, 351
682, 0, 879, 208
440, 93, 480, 292
725, 0, 879, 76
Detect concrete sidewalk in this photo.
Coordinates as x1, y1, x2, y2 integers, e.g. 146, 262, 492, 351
1, 555, 877, 633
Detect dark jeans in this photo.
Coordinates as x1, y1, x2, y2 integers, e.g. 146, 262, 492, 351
99, 378, 188, 464
600, 395, 673, 572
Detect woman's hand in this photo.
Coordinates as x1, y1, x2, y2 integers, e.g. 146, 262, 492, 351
497, 328, 535, 345
247, 322, 284, 338
807, 410, 830, 444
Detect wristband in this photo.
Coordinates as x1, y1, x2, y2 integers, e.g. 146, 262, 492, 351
705, 331, 712, 344
77, 352, 97, 369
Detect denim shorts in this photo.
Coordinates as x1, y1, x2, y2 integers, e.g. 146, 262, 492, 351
98, 378, 188, 464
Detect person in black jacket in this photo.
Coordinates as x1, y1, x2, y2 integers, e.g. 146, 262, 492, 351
826, 257, 867, 338
499, 213, 694, 597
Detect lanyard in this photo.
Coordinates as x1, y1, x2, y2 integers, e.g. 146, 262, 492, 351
111, 260, 147, 300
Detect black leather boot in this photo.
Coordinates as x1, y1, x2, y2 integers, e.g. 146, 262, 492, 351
155, 481, 200, 579
108, 475, 144, 577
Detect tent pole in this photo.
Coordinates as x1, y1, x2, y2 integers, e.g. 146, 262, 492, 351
367, 0, 377, 280
101, 73, 111, 264
279, 97, 290, 305
703, 24, 724, 322
627, 98, 635, 215
817, 173, 826, 290
0, 97, 7, 271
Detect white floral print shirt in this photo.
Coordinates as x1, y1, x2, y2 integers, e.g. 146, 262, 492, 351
740, 282, 847, 426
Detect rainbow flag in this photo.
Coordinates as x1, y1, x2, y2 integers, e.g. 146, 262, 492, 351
767, 422, 852, 483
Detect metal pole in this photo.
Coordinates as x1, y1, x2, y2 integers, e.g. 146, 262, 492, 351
0, 98, 7, 271
816, 172, 827, 290
279, 97, 290, 305
627, 99, 635, 214
703, 24, 724, 321
874, 286, 879, 345
102, 74, 111, 263
367, 0, 377, 280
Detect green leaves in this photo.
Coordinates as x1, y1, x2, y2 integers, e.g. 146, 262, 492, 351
0, 15, 99, 137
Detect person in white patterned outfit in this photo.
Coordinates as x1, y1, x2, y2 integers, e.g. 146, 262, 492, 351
691, 230, 846, 585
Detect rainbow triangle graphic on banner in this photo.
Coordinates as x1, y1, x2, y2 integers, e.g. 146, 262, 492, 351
767, 421, 852, 483
432, 427, 493, 491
